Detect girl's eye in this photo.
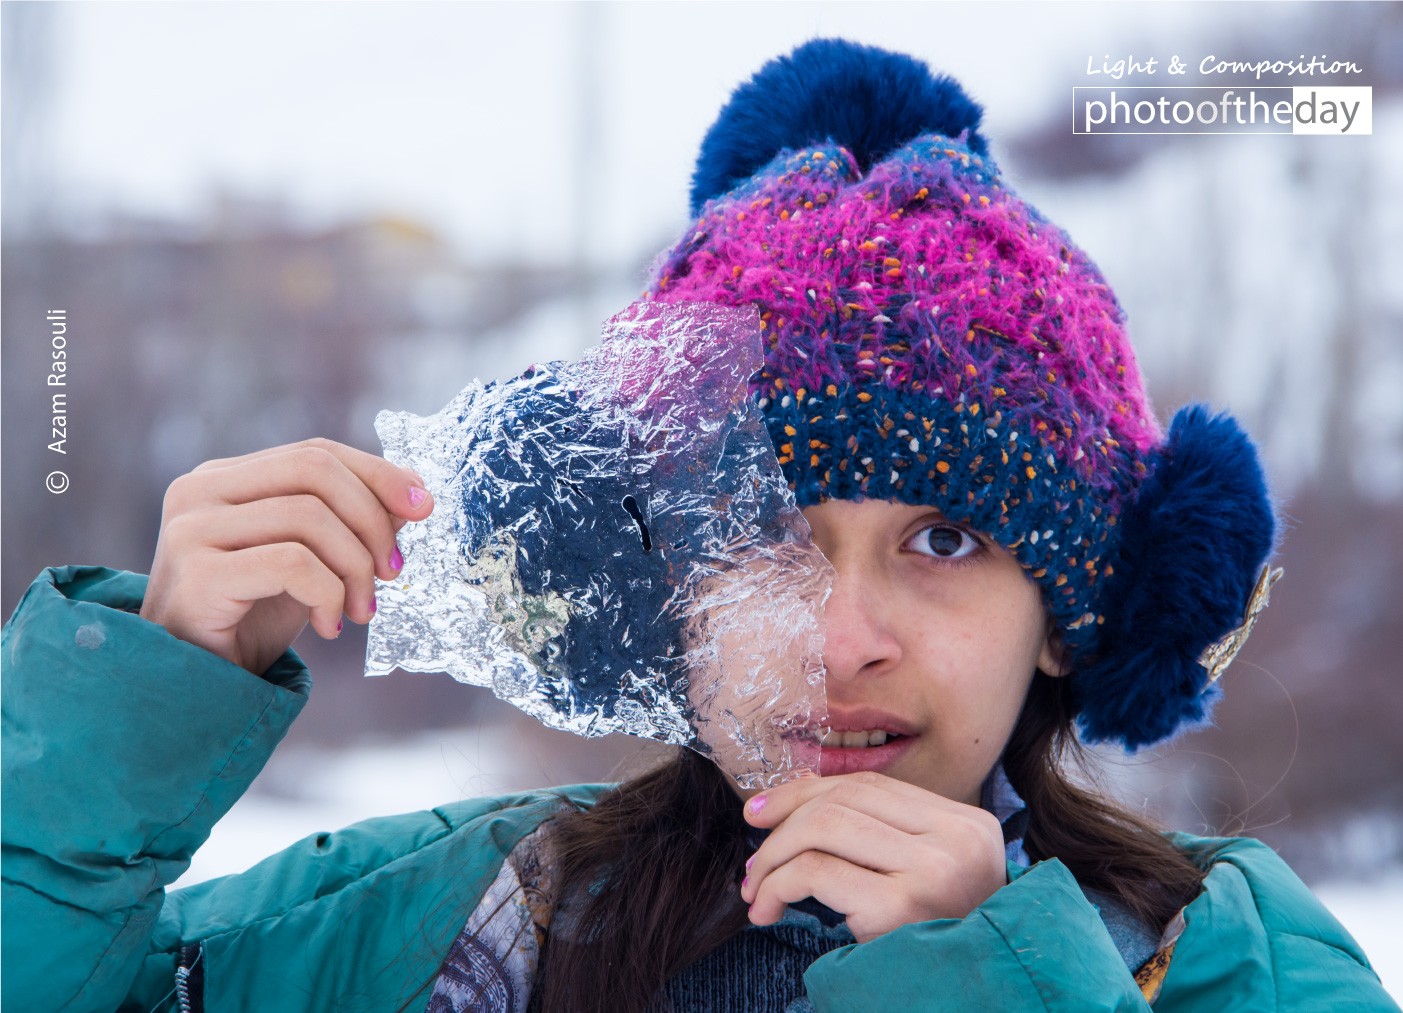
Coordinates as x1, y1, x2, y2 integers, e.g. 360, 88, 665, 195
907, 524, 981, 561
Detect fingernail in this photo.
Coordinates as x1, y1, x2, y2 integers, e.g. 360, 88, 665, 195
748, 795, 767, 815
745, 854, 755, 872
407, 486, 427, 508
370, 595, 378, 617
741, 875, 749, 890
390, 545, 404, 572
336, 618, 343, 635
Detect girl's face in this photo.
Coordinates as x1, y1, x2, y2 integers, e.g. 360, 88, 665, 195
800, 498, 1063, 806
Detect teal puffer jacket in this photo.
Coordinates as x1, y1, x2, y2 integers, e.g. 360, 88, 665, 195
3, 567, 1396, 1012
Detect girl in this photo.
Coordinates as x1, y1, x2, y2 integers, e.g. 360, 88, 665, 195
3, 39, 1394, 1013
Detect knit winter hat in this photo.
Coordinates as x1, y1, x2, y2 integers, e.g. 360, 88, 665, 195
645, 39, 1277, 750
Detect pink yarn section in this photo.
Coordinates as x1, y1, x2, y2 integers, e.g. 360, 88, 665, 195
650, 138, 1161, 498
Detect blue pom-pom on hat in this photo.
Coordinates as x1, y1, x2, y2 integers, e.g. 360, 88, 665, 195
1074, 406, 1278, 750
690, 38, 988, 215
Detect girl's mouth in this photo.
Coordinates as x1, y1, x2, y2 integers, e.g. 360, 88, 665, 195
816, 729, 915, 776
782, 727, 917, 776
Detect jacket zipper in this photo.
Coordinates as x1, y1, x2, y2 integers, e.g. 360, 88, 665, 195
175, 944, 204, 1013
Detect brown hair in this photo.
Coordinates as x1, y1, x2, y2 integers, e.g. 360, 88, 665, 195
530, 674, 1206, 1013
531, 748, 751, 1013
1003, 673, 1207, 929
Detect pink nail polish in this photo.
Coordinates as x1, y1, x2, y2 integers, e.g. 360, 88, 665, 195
741, 875, 750, 890
370, 596, 378, 617
336, 618, 344, 635
390, 545, 404, 571
748, 795, 767, 815
745, 854, 755, 872
407, 486, 427, 508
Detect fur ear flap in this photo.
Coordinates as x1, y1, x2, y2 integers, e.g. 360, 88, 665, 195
689, 38, 986, 215
1073, 406, 1277, 750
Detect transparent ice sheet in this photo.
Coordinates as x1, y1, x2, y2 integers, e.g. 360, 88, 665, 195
366, 301, 831, 788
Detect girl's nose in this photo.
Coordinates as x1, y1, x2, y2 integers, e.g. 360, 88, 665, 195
820, 564, 902, 684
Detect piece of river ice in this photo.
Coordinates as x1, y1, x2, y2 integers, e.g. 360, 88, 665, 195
366, 301, 830, 788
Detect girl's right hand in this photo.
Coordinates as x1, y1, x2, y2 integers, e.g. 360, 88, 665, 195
139, 438, 435, 677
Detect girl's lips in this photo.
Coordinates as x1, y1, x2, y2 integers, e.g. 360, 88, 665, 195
818, 733, 917, 776
815, 707, 921, 738
784, 732, 917, 777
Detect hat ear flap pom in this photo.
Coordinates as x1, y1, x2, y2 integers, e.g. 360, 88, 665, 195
1073, 405, 1277, 750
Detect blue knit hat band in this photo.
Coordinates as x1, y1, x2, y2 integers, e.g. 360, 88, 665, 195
763, 381, 1118, 657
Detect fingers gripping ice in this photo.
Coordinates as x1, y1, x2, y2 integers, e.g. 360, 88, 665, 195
365, 302, 831, 788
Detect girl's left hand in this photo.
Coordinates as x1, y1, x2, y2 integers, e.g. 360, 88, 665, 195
739, 771, 1008, 944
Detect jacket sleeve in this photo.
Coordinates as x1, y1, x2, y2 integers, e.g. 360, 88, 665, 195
803, 841, 1398, 1013
1, 566, 311, 1012
1156, 837, 1399, 1013
802, 858, 1153, 1012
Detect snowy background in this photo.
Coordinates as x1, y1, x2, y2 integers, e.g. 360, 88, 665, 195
3, 1, 1400, 997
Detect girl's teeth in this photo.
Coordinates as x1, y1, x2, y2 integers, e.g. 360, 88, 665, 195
819, 730, 891, 748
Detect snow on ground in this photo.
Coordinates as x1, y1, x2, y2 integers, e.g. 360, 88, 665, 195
1313, 873, 1403, 1001
176, 733, 1401, 1000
